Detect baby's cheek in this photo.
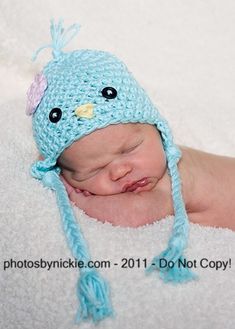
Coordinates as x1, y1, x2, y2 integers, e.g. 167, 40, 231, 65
66, 176, 97, 195
83, 179, 106, 195
62, 170, 120, 196
151, 151, 167, 178
60, 170, 79, 187
83, 175, 119, 196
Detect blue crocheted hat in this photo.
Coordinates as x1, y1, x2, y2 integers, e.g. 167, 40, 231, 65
26, 20, 196, 324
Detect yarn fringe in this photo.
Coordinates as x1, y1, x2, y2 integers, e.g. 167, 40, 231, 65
146, 250, 198, 283
145, 144, 198, 284
76, 270, 113, 323
41, 171, 113, 323
32, 18, 81, 61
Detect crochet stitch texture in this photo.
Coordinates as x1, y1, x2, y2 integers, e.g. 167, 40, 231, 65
27, 20, 197, 325
30, 48, 173, 179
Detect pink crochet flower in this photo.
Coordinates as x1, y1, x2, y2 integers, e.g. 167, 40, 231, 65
26, 72, 47, 116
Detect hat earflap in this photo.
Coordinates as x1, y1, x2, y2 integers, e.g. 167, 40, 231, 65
39, 169, 113, 323
147, 145, 198, 283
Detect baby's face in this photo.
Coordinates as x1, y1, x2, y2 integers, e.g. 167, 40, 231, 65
58, 123, 166, 196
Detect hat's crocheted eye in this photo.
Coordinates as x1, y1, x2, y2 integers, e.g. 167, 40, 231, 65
49, 108, 62, 123
101, 87, 117, 99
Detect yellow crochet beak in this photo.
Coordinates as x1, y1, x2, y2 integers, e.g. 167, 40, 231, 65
75, 103, 94, 119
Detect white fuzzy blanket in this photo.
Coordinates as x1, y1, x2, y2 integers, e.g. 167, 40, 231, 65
1, 1, 235, 328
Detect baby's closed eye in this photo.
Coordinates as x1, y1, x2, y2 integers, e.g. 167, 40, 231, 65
74, 166, 106, 181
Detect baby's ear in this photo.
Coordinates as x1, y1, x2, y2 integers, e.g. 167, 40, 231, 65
38, 154, 44, 161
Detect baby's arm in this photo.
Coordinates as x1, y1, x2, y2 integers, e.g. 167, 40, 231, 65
38, 154, 173, 227
60, 175, 174, 227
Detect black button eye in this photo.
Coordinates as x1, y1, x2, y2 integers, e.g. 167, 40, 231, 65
49, 108, 62, 123
101, 87, 117, 99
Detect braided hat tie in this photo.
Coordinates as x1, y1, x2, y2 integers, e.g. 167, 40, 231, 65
26, 19, 197, 324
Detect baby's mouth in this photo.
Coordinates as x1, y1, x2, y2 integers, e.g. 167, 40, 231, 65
122, 178, 149, 192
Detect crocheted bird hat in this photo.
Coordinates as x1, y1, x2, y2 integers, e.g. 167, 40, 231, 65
26, 20, 197, 324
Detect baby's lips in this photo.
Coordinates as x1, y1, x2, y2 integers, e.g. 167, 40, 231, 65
123, 177, 149, 192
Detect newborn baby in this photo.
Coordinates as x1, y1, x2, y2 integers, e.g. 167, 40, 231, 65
28, 20, 235, 323
57, 122, 235, 231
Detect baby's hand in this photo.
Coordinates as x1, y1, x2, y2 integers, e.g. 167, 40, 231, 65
59, 175, 91, 197
59, 174, 174, 227
60, 175, 108, 220
37, 155, 86, 196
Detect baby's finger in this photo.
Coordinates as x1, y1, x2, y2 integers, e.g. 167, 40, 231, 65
69, 189, 91, 208
83, 190, 93, 196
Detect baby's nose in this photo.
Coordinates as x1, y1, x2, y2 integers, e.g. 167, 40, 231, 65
109, 164, 132, 181
75, 103, 94, 118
